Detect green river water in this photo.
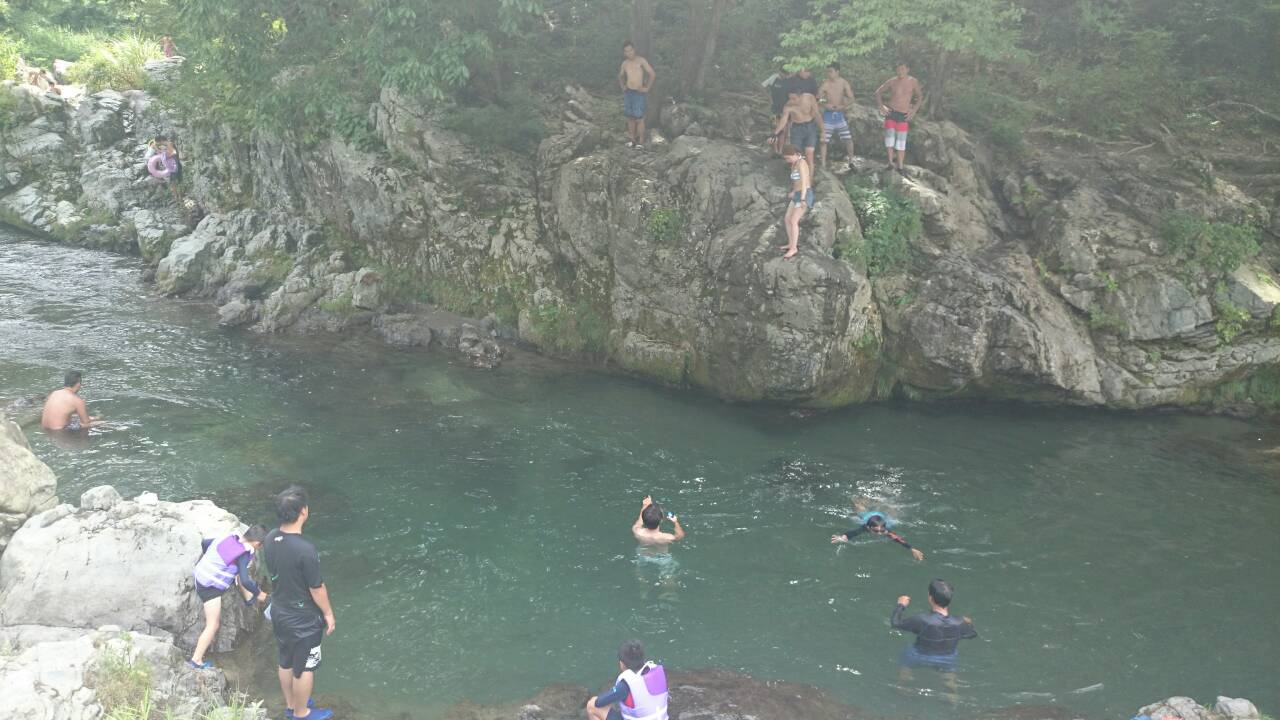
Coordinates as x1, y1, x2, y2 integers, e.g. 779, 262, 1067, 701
1, 231, 1277, 719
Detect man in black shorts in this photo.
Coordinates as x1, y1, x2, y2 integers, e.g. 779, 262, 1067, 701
263, 486, 337, 720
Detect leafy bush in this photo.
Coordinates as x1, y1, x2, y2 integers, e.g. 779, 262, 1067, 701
15, 25, 108, 67
89, 636, 153, 714
441, 88, 547, 154
1088, 307, 1127, 334
1162, 213, 1261, 277
66, 34, 161, 91
646, 208, 683, 244
0, 32, 20, 81
1214, 292, 1251, 344
840, 179, 921, 277
949, 78, 1041, 154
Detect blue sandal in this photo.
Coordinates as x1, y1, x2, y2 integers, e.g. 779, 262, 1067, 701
185, 659, 213, 670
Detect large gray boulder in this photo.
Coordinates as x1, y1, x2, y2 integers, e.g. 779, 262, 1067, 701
0, 487, 262, 654
0, 413, 58, 554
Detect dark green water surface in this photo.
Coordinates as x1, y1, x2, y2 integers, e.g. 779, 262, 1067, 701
2, 232, 1277, 719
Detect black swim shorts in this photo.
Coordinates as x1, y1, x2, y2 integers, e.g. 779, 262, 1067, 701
275, 627, 324, 678
195, 583, 226, 604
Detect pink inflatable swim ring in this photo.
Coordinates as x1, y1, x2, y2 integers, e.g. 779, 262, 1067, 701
147, 153, 170, 180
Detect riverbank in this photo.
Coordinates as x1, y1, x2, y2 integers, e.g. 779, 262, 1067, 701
2, 68, 1277, 417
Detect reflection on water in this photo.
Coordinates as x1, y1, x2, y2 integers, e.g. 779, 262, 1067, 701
2, 231, 1278, 719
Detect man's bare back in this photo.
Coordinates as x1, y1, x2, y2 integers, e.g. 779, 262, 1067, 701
819, 77, 854, 111
632, 495, 685, 547
41, 387, 94, 430
620, 57, 654, 92
879, 75, 921, 114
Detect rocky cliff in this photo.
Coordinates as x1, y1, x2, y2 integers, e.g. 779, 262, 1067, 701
2, 66, 1277, 414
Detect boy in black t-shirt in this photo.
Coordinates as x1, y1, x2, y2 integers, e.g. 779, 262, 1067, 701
263, 486, 337, 720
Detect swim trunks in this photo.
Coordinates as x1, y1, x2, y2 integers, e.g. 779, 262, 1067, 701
624, 89, 647, 119
196, 583, 226, 603
822, 110, 852, 142
790, 120, 818, 150
899, 644, 959, 671
792, 188, 814, 209
275, 626, 323, 678
884, 111, 909, 151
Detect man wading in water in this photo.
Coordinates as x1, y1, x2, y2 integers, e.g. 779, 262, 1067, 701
40, 370, 101, 431
619, 41, 656, 150
875, 63, 924, 173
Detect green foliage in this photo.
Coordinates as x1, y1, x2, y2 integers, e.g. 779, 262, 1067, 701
840, 178, 921, 277
1162, 213, 1262, 277
1, 32, 24, 79
949, 78, 1040, 154
12, 25, 107, 67
1095, 271, 1118, 294
1272, 306, 1280, 331
89, 636, 153, 715
318, 293, 355, 316
780, 0, 1024, 71
175, 0, 545, 141
646, 207, 684, 244
532, 296, 610, 355
1213, 291, 1251, 344
65, 33, 161, 91
1088, 307, 1126, 334
441, 88, 547, 154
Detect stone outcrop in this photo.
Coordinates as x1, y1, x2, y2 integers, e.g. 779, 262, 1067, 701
0, 485, 261, 653
2, 80, 1277, 414
1136, 696, 1260, 720
0, 412, 57, 553
0, 626, 233, 720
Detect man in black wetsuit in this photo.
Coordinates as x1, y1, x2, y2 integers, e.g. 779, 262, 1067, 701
891, 579, 977, 700
263, 486, 337, 720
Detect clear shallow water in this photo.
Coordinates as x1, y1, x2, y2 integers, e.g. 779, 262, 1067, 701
1, 230, 1278, 720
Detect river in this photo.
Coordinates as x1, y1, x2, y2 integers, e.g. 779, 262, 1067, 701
1, 230, 1277, 719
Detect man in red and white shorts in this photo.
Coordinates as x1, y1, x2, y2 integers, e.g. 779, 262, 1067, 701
875, 63, 924, 173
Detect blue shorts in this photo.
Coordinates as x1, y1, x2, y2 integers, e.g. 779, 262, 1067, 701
900, 645, 958, 671
790, 120, 818, 150
822, 111, 852, 142
624, 89, 647, 119
792, 188, 814, 209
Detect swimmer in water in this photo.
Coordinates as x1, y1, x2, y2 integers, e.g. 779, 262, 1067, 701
40, 370, 101, 431
632, 496, 685, 546
830, 500, 924, 561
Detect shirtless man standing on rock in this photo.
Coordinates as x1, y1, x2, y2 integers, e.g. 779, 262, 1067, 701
619, 41, 656, 150
818, 63, 856, 169
772, 86, 824, 172
41, 370, 100, 431
875, 63, 924, 172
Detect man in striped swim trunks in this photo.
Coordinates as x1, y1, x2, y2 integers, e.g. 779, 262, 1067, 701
818, 63, 856, 169
875, 63, 924, 173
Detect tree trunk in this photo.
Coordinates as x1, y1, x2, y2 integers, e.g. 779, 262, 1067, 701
630, 0, 655, 57
691, 0, 727, 94
679, 0, 709, 97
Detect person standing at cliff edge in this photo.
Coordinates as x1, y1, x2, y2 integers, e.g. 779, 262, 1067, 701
875, 63, 924, 173
619, 41, 656, 150
263, 486, 337, 720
